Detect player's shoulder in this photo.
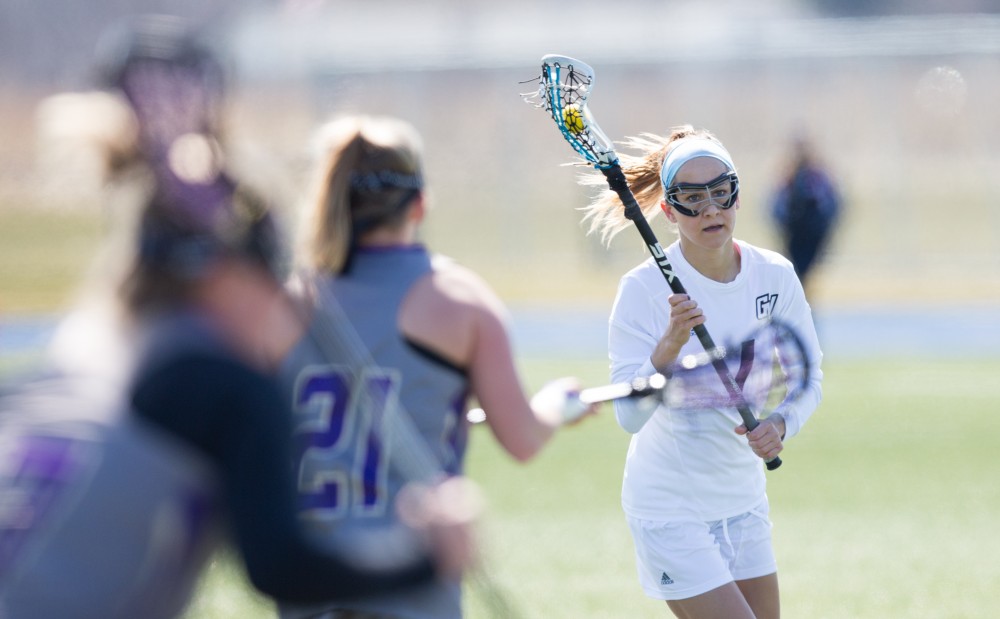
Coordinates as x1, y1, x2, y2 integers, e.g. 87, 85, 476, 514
405, 254, 511, 358
142, 326, 235, 373
427, 253, 503, 307
622, 254, 663, 282
137, 318, 272, 399
738, 241, 795, 271
429, 252, 478, 277
618, 255, 673, 297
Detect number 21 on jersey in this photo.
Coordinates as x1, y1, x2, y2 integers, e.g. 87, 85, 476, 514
292, 364, 401, 521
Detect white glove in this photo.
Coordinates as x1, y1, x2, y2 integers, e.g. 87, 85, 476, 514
530, 378, 589, 425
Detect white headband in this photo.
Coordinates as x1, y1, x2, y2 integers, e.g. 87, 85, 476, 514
659, 138, 737, 189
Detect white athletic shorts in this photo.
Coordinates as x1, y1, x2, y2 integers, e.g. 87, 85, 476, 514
625, 498, 777, 601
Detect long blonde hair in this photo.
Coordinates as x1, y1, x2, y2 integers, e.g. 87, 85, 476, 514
579, 124, 723, 245
300, 115, 425, 274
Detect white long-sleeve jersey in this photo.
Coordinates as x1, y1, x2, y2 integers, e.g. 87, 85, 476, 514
610, 239, 823, 522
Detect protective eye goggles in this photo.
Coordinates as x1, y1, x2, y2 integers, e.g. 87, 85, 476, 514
664, 171, 740, 217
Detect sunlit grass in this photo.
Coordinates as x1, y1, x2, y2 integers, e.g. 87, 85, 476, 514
3, 207, 998, 618
0, 207, 103, 314
178, 358, 1000, 619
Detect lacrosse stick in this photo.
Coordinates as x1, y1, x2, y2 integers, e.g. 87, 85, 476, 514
579, 319, 810, 413
472, 319, 810, 433
523, 55, 782, 469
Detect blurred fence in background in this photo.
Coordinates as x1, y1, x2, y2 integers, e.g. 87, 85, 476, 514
2, 4, 1000, 317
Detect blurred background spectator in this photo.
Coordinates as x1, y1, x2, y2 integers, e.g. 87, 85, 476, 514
769, 133, 843, 302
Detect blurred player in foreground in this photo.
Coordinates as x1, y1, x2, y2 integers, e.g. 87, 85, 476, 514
277, 114, 598, 619
580, 125, 823, 619
0, 15, 479, 618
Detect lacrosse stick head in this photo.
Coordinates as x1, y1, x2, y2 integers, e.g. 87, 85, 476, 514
666, 319, 811, 412
584, 319, 810, 410
90, 17, 286, 282
96, 16, 226, 142
523, 54, 619, 169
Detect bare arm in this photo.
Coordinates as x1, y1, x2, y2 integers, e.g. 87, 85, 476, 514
468, 301, 559, 462
400, 259, 581, 463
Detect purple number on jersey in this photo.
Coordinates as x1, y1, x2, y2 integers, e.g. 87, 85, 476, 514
292, 366, 398, 519
0, 435, 90, 577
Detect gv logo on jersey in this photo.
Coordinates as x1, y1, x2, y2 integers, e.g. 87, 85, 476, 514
756, 293, 778, 319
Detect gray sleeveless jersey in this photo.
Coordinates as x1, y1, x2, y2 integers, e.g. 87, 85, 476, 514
0, 374, 221, 619
280, 246, 470, 619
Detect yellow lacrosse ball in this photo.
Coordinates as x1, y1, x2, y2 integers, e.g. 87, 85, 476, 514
562, 104, 585, 134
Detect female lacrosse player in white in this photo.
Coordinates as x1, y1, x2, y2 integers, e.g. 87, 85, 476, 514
580, 125, 823, 619
278, 114, 597, 619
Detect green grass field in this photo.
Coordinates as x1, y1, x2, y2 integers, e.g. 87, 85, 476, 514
4, 203, 997, 617
181, 356, 1000, 619
0, 207, 104, 315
